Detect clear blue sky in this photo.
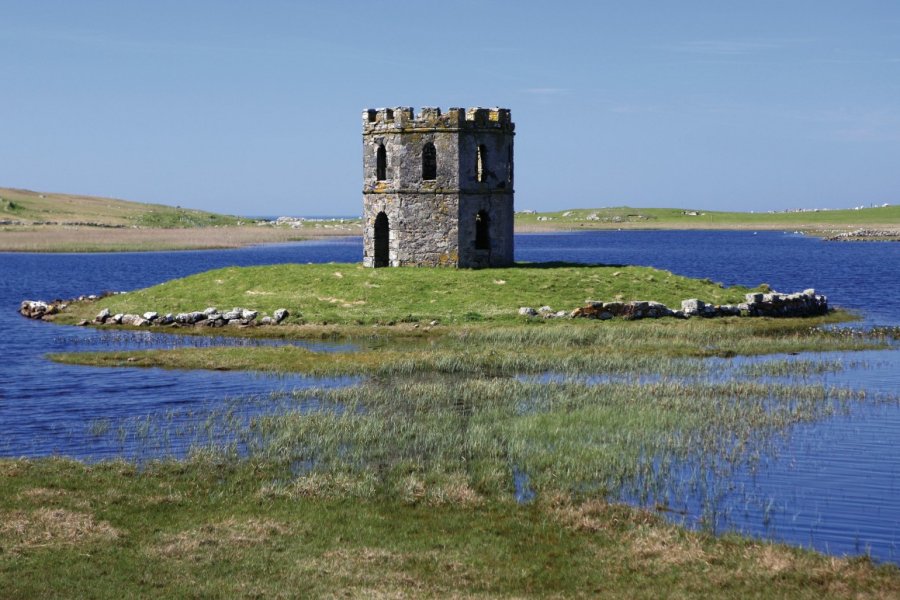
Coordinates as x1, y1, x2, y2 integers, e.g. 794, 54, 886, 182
2, 1, 898, 216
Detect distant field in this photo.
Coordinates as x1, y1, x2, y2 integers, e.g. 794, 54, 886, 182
3, 186, 897, 251
0, 187, 361, 251
515, 205, 900, 233
0, 187, 244, 228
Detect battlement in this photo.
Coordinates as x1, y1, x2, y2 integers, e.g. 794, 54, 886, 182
362, 106, 513, 132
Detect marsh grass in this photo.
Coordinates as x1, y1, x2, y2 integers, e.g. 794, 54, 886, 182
10, 348, 900, 596
81, 375, 877, 509
51, 317, 885, 377
238, 378, 870, 503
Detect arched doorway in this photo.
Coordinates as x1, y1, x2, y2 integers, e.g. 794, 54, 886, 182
373, 211, 389, 267
475, 210, 490, 250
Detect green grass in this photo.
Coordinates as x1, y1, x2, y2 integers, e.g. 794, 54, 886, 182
516, 204, 900, 230
56, 262, 761, 327
3, 372, 899, 597
51, 315, 880, 376
20, 263, 900, 595
0, 186, 244, 228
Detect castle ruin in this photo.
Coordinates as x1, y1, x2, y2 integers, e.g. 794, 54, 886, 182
362, 107, 515, 268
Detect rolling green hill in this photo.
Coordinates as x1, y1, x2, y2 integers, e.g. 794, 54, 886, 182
0, 187, 243, 228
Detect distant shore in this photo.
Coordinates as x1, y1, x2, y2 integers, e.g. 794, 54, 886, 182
515, 220, 900, 240
0, 223, 361, 253
2, 186, 897, 251
2, 218, 898, 253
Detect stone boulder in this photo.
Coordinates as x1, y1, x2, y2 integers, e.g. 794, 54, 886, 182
20, 300, 59, 320
175, 311, 207, 325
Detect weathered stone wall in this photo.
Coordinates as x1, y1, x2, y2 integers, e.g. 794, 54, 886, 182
362, 106, 514, 268
537, 289, 830, 321
362, 193, 460, 267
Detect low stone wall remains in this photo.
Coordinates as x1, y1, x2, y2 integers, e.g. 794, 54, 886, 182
520, 289, 829, 321
825, 229, 900, 242
20, 295, 291, 328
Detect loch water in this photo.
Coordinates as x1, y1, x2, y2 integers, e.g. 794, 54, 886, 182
1, 231, 899, 562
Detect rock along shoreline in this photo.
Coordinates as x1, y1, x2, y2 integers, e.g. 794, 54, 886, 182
520, 289, 828, 321
19, 294, 291, 329
20, 289, 828, 327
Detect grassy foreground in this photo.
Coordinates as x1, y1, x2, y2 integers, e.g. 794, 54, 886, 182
20, 264, 900, 596
3, 455, 898, 599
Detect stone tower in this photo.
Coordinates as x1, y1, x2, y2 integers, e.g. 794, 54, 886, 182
362, 106, 515, 268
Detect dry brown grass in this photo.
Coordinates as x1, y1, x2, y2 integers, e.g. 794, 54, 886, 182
626, 524, 708, 567
0, 459, 30, 478
0, 508, 120, 554
0, 223, 358, 252
17, 487, 91, 510
258, 472, 379, 500
0, 186, 167, 224
397, 474, 485, 507
544, 496, 900, 598
544, 494, 657, 534
149, 517, 291, 561
295, 547, 483, 600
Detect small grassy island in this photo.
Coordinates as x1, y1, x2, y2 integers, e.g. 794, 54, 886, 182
5, 262, 899, 597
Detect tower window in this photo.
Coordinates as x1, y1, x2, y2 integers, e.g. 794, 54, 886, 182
475, 210, 490, 250
422, 142, 437, 181
376, 144, 386, 181
476, 144, 487, 182
507, 145, 513, 184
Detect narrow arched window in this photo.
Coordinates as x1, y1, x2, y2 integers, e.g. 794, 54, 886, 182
373, 211, 389, 267
476, 144, 486, 182
475, 210, 490, 250
507, 145, 513, 184
376, 144, 387, 181
422, 142, 437, 180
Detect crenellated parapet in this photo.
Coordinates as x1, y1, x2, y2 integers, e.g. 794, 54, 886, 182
362, 106, 514, 133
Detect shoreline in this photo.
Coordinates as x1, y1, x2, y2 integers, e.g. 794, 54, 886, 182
0, 223, 362, 253
2, 221, 898, 253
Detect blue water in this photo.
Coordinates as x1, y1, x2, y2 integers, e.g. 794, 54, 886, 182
516, 230, 900, 325
2, 230, 899, 562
